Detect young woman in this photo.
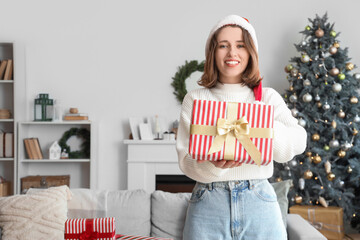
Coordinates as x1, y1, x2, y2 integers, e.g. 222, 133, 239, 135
176, 15, 307, 239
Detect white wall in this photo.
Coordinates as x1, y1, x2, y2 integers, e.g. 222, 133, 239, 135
1, 0, 360, 190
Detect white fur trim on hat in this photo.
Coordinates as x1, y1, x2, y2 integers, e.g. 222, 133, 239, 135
205, 15, 258, 56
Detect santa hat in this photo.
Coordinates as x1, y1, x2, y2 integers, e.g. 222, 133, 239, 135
205, 15, 262, 101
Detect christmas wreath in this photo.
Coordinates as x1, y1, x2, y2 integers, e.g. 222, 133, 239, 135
58, 127, 90, 159
171, 60, 204, 103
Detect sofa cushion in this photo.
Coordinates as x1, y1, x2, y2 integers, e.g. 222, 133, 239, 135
271, 179, 292, 228
0, 186, 71, 240
151, 191, 190, 240
69, 188, 151, 237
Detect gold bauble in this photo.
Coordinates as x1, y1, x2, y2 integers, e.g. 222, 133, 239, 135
317, 102, 322, 108
327, 172, 336, 181
329, 46, 338, 55
305, 151, 312, 157
337, 150, 346, 158
312, 133, 320, 141
353, 128, 358, 135
333, 42, 340, 48
315, 28, 324, 38
350, 96, 358, 104
275, 177, 282, 182
295, 195, 303, 204
338, 110, 345, 118
289, 86, 294, 91
304, 169, 313, 179
329, 68, 340, 76
313, 154, 322, 164
346, 63, 355, 71
332, 120, 337, 129
347, 166, 353, 173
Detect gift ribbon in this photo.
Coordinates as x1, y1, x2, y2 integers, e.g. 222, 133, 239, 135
307, 208, 343, 233
64, 219, 116, 240
190, 102, 273, 166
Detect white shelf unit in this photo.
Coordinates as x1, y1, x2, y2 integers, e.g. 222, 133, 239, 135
17, 121, 92, 194
0, 42, 16, 195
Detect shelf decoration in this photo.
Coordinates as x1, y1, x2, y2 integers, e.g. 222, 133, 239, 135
58, 128, 90, 159
49, 141, 61, 160
34, 93, 53, 121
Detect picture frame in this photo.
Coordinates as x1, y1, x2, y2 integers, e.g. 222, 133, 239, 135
129, 117, 143, 140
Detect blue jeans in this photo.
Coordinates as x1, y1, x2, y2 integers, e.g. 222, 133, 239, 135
183, 179, 287, 240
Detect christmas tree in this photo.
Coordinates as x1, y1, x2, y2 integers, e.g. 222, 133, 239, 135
273, 13, 360, 231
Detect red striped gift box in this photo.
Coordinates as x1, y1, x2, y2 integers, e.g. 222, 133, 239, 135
64, 218, 116, 240
189, 99, 274, 166
116, 235, 172, 240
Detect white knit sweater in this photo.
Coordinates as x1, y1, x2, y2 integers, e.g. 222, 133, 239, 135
176, 82, 307, 183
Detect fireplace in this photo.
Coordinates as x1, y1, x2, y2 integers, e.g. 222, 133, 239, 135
156, 175, 195, 193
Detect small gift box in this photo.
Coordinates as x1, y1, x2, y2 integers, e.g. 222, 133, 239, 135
289, 205, 344, 240
65, 218, 116, 240
189, 99, 274, 166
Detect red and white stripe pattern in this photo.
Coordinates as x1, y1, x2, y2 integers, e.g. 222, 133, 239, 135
189, 99, 274, 165
65, 218, 116, 240
116, 235, 173, 240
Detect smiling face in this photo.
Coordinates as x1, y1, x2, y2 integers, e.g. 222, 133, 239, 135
215, 26, 250, 84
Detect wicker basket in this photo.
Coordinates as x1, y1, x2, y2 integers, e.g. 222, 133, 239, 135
0, 109, 11, 119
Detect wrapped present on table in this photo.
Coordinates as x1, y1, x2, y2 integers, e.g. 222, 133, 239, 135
289, 205, 344, 240
65, 218, 116, 240
189, 100, 274, 166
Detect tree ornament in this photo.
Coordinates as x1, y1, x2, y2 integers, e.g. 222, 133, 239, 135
295, 195, 303, 204
353, 128, 358, 135
301, 54, 310, 63
329, 139, 340, 148
315, 28, 324, 38
302, 93, 312, 102
291, 108, 299, 117
347, 165, 353, 173
341, 141, 352, 151
275, 177, 282, 182
346, 63, 354, 71
319, 196, 328, 207
289, 94, 298, 103
305, 25, 311, 31
314, 94, 320, 101
289, 86, 294, 91
325, 160, 331, 173
285, 64, 293, 73
331, 120, 337, 129
284, 165, 290, 171
301, 40, 307, 46
298, 178, 305, 190
354, 114, 360, 123
304, 170, 313, 179
312, 133, 320, 141
317, 102, 322, 108
330, 67, 340, 76
290, 68, 299, 77
338, 109, 345, 118
350, 96, 358, 104
305, 151, 312, 157
313, 154, 322, 164
324, 145, 330, 151
322, 102, 330, 110
338, 73, 346, 80
332, 83, 342, 93
337, 150, 346, 158
289, 159, 297, 167
298, 118, 306, 127
354, 73, 360, 80
327, 172, 336, 181
330, 30, 337, 37
333, 41, 340, 48
329, 46, 338, 54
303, 79, 311, 86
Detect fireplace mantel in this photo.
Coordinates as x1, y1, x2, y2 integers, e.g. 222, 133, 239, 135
124, 140, 182, 193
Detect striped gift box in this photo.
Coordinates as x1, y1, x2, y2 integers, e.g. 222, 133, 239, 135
116, 235, 172, 240
64, 218, 116, 240
189, 99, 274, 166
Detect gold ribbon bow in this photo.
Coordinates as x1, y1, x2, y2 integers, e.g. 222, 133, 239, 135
190, 102, 273, 166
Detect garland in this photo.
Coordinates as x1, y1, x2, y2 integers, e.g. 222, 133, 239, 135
171, 60, 204, 103
58, 127, 90, 159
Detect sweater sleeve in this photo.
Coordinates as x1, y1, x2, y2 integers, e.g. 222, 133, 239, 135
265, 88, 307, 163
176, 92, 229, 183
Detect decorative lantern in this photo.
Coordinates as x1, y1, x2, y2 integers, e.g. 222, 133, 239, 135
34, 93, 53, 121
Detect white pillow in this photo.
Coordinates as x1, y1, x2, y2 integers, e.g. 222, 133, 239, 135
0, 185, 72, 240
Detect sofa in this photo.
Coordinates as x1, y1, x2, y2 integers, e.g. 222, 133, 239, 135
0, 184, 327, 240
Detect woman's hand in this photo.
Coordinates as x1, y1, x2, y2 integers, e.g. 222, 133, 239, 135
197, 159, 242, 169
